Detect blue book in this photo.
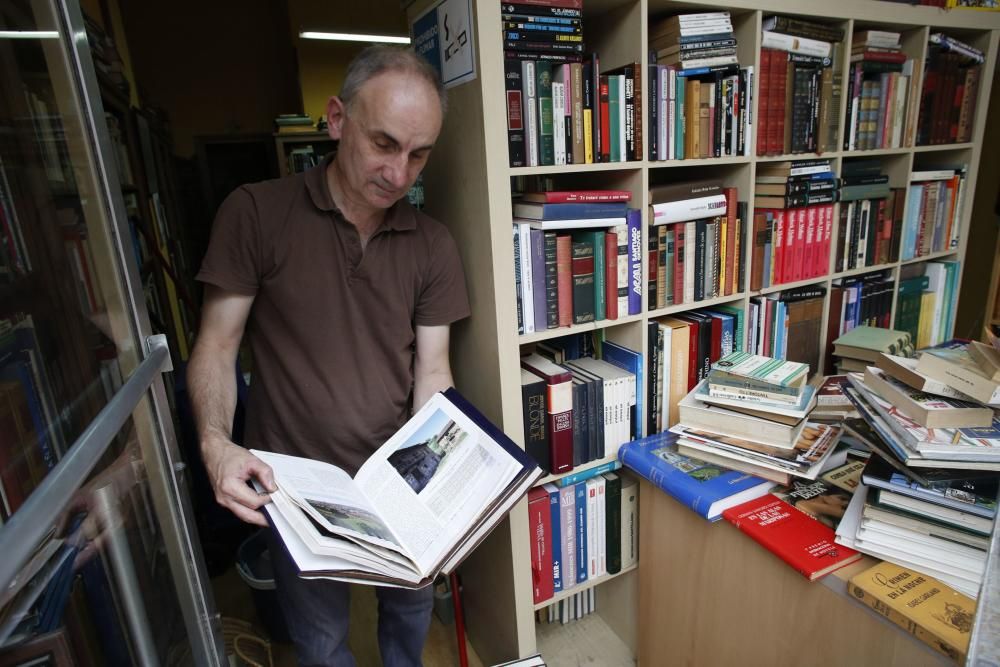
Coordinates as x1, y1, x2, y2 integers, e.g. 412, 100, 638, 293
513, 202, 628, 220
627, 208, 642, 315
555, 459, 622, 487
702, 311, 735, 357
618, 432, 773, 521
601, 340, 642, 439
529, 229, 547, 329
574, 481, 588, 583
544, 484, 563, 592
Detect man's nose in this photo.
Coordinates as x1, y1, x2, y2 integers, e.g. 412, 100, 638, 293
384, 154, 409, 188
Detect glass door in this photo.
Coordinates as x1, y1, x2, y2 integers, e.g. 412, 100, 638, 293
0, 0, 222, 664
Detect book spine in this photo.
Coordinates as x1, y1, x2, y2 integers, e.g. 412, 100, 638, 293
605, 231, 618, 320
537, 61, 555, 165
522, 379, 550, 472
575, 481, 588, 583
531, 230, 547, 328
604, 474, 622, 574
556, 234, 573, 327
505, 59, 527, 167
591, 230, 606, 321
627, 209, 642, 315
528, 489, 554, 603
615, 225, 629, 318
547, 486, 563, 592
559, 485, 577, 590
544, 232, 559, 329
571, 236, 595, 323
555, 460, 622, 487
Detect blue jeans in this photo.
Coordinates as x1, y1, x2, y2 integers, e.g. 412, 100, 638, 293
268, 533, 435, 666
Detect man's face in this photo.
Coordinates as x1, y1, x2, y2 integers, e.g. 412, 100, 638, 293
329, 70, 443, 211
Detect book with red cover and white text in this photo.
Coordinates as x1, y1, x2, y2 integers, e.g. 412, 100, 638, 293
722, 495, 862, 580
522, 190, 632, 203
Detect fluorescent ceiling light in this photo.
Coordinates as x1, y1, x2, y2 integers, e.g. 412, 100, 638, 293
299, 31, 411, 44
0, 30, 59, 39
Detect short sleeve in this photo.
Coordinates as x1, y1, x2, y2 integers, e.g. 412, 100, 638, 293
195, 186, 261, 295
415, 226, 471, 327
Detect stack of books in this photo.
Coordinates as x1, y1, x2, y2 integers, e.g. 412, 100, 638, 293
752, 159, 835, 288
900, 167, 967, 262
669, 352, 846, 486
746, 285, 826, 374
647, 180, 745, 307
844, 30, 916, 151
647, 13, 754, 160
527, 471, 638, 605
520, 340, 640, 475
835, 160, 903, 274
757, 16, 844, 156
650, 12, 738, 70
511, 190, 640, 334
916, 33, 985, 146
831, 325, 914, 374
273, 114, 316, 134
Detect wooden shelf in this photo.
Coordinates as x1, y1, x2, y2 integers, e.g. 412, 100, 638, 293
509, 161, 641, 177
899, 249, 960, 266
834, 262, 898, 280
533, 563, 638, 611
753, 275, 830, 296
648, 155, 752, 169
647, 292, 747, 318
518, 314, 644, 345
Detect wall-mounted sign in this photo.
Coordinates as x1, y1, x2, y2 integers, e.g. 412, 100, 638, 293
411, 0, 477, 89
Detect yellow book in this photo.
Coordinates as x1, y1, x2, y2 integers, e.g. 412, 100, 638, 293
719, 217, 728, 292
849, 561, 976, 663
584, 109, 594, 164
917, 291, 936, 349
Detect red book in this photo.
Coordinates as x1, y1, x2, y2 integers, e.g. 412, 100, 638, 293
527, 487, 554, 604
803, 206, 816, 279
792, 208, 805, 282
707, 314, 723, 363
647, 231, 658, 310
599, 76, 611, 163
771, 53, 788, 155
722, 496, 862, 581
770, 209, 784, 284
521, 353, 574, 474
723, 187, 738, 295
604, 231, 618, 320
556, 235, 573, 327
522, 190, 632, 203
758, 49, 771, 156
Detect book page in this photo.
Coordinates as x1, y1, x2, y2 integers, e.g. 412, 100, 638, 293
252, 450, 407, 556
355, 392, 522, 575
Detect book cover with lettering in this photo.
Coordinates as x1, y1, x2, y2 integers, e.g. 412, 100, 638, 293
722, 495, 862, 580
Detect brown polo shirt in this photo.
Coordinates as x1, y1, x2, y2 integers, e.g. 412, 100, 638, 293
196, 156, 470, 474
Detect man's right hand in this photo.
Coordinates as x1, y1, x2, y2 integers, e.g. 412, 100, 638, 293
201, 434, 277, 527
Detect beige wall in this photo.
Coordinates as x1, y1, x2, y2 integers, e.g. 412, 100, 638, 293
287, 0, 409, 122
118, 0, 300, 157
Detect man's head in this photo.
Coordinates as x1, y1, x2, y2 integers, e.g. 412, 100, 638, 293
326, 46, 446, 212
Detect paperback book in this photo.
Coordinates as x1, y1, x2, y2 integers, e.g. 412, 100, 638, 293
255, 389, 542, 587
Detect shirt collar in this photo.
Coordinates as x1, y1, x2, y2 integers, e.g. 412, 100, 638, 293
305, 152, 417, 232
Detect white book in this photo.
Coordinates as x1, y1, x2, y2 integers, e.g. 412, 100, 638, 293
891, 74, 907, 148
667, 67, 677, 159
658, 65, 669, 161
559, 485, 577, 591
517, 223, 534, 334
516, 216, 627, 231
522, 61, 538, 167
254, 391, 541, 588
651, 194, 728, 225
552, 80, 566, 166
761, 30, 832, 58
923, 262, 948, 346
911, 169, 957, 182
615, 224, 629, 317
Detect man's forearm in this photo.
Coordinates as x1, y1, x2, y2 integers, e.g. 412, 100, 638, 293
413, 368, 454, 412
186, 343, 239, 447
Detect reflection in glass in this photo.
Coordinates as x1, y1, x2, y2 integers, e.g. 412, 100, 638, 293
0, 421, 187, 664
0, 3, 129, 517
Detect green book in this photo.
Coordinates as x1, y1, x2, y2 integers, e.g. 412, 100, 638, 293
714, 304, 745, 353
674, 74, 685, 160
570, 234, 595, 324
535, 61, 554, 166
833, 325, 913, 362
604, 472, 622, 575
608, 75, 621, 162
895, 276, 929, 345
590, 229, 606, 322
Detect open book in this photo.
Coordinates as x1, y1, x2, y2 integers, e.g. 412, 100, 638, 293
254, 389, 542, 588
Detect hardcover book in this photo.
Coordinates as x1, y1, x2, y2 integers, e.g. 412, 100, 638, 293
255, 389, 542, 588
722, 495, 862, 580
618, 432, 773, 521
849, 561, 976, 663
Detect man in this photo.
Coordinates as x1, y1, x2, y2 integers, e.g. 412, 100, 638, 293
187, 46, 469, 666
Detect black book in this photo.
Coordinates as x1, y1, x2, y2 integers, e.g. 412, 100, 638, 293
504, 60, 526, 168
646, 320, 661, 435
520, 368, 550, 472
571, 376, 587, 466
736, 201, 747, 294
570, 234, 595, 324
648, 60, 658, 159
565, 361, 603, 463
501, 3, 582, 18
604, 473, 623, 574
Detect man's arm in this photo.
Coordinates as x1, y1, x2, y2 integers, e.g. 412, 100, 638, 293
187, 285, 275, 526
413, 324, 455, 411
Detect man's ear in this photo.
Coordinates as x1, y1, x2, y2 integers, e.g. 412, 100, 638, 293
326, 96, 347, 140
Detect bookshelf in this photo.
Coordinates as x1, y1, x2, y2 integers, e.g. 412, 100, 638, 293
273, 131, 337, 177
404, 0, 1000, 663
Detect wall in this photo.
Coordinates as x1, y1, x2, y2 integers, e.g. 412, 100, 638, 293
287, 0, 409, 122
117, 0, 300, 157
955, 60, 1000, 339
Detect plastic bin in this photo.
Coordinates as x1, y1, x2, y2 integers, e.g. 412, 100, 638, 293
236, 529, 291, 643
